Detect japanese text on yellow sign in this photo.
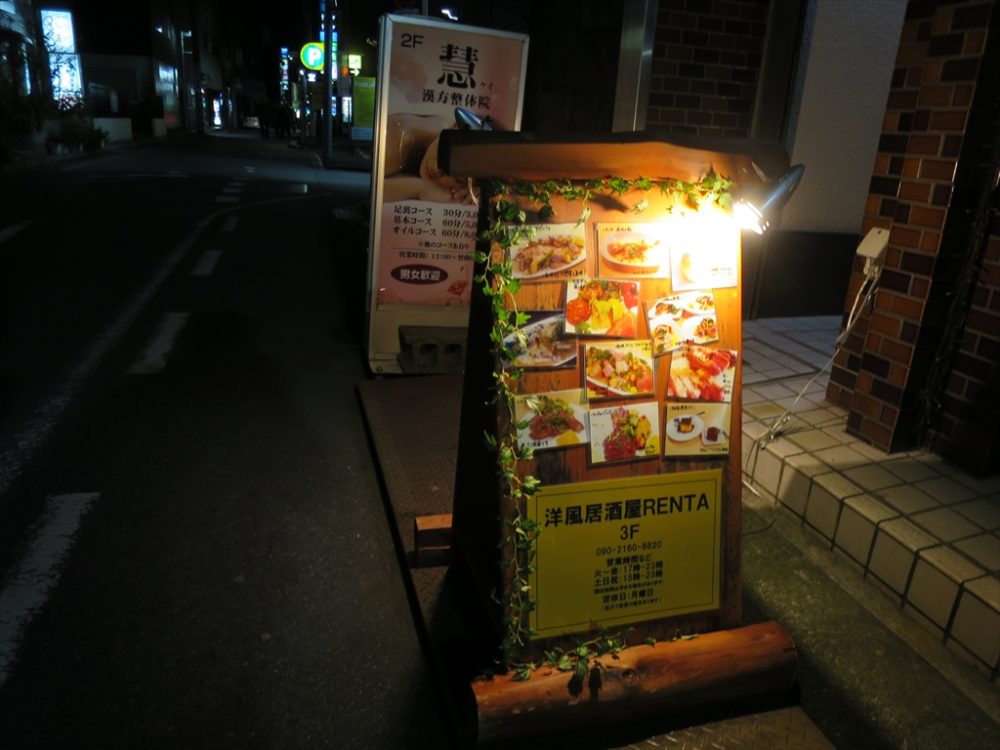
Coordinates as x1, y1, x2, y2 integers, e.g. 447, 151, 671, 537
529, 470, 722, 639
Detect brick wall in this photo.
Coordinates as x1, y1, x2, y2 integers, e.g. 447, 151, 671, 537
648, 0, 769, 138
826, 0, 999, 475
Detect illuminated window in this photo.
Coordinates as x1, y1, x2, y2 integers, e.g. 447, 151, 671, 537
41, 9, 76, 53
40, 9, 83, 101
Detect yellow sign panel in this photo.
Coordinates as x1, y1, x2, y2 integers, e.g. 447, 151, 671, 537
529, 470, 722, 639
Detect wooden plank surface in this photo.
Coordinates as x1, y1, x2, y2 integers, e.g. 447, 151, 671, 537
439, 130, 791, 184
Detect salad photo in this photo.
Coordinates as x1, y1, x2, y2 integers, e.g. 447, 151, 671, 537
510, 224, 587, 280
584, 341, 655, 398
564, 278, 640, 337
589, 403, 661, 464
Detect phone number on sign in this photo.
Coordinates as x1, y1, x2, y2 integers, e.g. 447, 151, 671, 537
595, 540, 662, 556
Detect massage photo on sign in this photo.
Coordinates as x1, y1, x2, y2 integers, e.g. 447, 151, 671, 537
381, 109, 488, 204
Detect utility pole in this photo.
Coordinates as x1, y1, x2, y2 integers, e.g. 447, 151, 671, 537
322, 1, 334, 164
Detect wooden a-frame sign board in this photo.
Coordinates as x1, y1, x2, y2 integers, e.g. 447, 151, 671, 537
442, 131, 788, 661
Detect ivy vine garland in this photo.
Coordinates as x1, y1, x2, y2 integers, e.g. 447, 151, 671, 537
474, 174, 733, 679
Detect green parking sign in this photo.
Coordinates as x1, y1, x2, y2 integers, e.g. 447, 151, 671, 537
300, 42, 324, 70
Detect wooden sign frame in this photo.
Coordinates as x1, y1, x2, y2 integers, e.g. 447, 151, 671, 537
444, 132, 787, 664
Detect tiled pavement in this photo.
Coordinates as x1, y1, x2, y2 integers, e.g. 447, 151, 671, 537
741, 316, 1000, 682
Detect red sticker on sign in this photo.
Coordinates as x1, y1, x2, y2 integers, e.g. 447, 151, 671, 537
390, 264, 448, 285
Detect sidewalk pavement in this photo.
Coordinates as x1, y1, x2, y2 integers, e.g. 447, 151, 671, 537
739, 316, 999, 749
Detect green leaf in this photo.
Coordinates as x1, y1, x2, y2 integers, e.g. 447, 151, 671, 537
574, 660, 588, 680
608, 177, 629, 195
513, 665, 533, 681
557, 654, 573, 671
644, 637, 656, 646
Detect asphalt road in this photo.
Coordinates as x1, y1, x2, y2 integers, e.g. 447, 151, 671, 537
0, 133, 452, 748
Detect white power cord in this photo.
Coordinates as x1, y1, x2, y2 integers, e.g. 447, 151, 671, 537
742, 230, 887, 532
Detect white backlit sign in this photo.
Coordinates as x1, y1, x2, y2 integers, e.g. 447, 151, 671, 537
41, 9, 76, 53
41, 9, 83, 101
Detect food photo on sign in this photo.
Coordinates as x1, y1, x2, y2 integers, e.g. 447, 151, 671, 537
646, 290, 719, 356
666, 345, 738, 402
588, 402, 661, 465
501, 311, 577, 369
514, 389, 589, 451
667, 213, 740, 291
664, 402, 732, 457
510, 224, 587, 281
583, 340, 655, 399
596, 223, 670, 278
563, 278, 640, 337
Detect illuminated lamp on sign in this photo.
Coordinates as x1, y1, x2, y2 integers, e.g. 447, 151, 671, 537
300, 42, 324, 71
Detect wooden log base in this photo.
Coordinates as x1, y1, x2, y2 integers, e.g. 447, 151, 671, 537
414, 514, 453, 567
414, 513, 453, 548
471, 621, 797, 744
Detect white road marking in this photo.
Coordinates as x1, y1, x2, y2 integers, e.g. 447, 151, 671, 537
60, 155, 118, 171
190, 249, 223, 277
221, 216, 239, 232
0, 492, 98, 687
222, 187, 243, 194
244, 166, 256, 174
127, 313, 191, 374
214, 195, 239, 203
0, 221, 31, 246
0, 192, 328, 499
292, 183, 308, 194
